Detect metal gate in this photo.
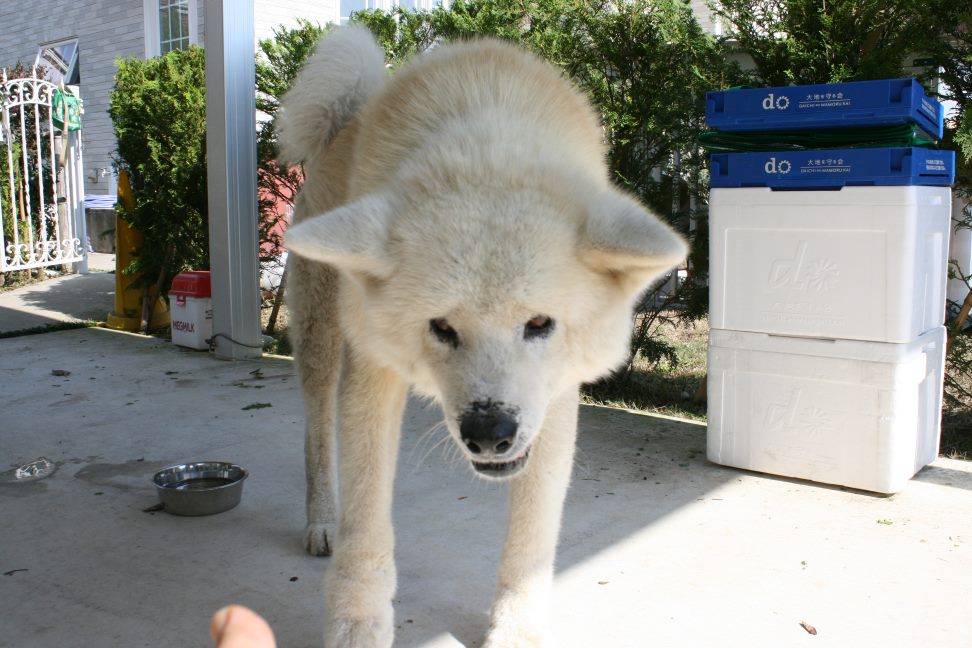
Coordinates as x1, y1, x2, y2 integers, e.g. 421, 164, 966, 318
0, 68, 86, 273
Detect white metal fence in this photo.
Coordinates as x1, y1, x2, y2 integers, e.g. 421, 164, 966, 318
0, 69, 86, 273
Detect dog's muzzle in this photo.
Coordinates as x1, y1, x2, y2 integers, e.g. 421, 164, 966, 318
471, 447, 530, 478
460, 402, 529, 478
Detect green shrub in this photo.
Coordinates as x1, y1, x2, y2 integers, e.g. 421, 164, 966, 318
255, 20, 330, 265
109, 46, 209, 315
254, 20, 333, 332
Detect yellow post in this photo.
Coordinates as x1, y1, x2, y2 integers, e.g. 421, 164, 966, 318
106, 171, 170, 331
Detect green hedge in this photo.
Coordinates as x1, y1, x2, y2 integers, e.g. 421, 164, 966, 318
109, 46, 209, 302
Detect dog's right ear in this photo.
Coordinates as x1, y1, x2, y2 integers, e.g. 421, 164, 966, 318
579, 189, 688, 296
284, 193, 394, 279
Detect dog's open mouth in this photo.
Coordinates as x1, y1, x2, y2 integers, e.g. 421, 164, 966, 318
472, 448, 530, 478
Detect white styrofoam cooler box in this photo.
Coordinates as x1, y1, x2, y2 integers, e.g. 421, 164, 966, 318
707, 326, 945, 494
710, 186, 951, 342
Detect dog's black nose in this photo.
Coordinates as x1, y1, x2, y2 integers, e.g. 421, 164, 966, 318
460, 406, 518, 456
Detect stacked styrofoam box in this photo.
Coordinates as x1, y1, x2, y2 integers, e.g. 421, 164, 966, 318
709, 186, 951, 343
708, 328, 945, 494
704, 81, 953, 494
707, 187, 950, 493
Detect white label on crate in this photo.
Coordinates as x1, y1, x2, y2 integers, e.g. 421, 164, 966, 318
799, 156, 850, 175
797, 91, 850, 110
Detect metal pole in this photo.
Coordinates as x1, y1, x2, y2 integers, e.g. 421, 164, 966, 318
205, 0, 261, 359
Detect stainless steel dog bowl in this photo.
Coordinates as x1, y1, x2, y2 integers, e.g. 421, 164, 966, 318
152, 462, 247, 516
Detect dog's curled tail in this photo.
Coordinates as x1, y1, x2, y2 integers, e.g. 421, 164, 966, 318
277, 26, 386, 165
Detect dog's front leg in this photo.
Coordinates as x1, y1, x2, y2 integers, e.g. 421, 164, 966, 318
484, 388, 579, 648
324, 349, 407, 648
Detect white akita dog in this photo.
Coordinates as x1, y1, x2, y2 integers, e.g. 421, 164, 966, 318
280, 26, 686, 648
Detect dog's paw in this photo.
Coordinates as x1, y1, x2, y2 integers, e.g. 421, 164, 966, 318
482, 623, 549, 648
483, 587, 551, 648
326, 615, 394, 648
324, 555, 397, 648
304, 522, 333, 556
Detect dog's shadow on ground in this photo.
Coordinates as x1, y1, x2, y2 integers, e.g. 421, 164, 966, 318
387, 402, 729, 648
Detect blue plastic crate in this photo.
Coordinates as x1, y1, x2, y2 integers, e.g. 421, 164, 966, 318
706, 79, 944, 140
709, 147, 955, 189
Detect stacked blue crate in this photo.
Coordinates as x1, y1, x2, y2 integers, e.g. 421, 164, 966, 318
705, 79, 954, 190
705, 78, 944, 138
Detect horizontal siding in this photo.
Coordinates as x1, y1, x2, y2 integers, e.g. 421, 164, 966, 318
0, 0, 145, 195
689, 0, 720, 35
0, 0, 337, 196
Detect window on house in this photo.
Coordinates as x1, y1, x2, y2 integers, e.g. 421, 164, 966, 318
340, 0, 449, 24
36, 39, 80, 84
340, 0, 371, 25
159, 0, 191, 54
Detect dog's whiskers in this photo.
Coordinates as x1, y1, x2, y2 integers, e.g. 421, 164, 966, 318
408, 421, 454, 473
417, 432, 454, 471
408, 420, 447, 460
442, 437, 470, 476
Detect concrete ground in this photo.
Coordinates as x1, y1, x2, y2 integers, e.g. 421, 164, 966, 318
0, 253, 116, 334
1, 326, 971, 648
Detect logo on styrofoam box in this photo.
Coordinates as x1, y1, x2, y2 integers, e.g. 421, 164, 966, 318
761, 93, 790, 110
764, 157, 792, 174
173, 320, 195, 333
765, 388, 835, 437
768, 241, 840, 292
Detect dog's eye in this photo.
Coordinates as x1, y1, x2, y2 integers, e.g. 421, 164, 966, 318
429, 318, 459, 347
524, 315, 555, 340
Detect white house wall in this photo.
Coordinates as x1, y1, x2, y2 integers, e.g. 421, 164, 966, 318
252, 1, 339, 43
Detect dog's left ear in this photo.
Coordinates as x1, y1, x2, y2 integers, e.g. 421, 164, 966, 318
579, 189, 688, 296
284, 193, 394, 279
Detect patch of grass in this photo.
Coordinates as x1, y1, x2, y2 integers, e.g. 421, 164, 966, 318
943, 332, 972, 459
942, 408, 972, 460
0, 320, 99, 339
582, 318, 708, 421
264, 328, 292, 356
0, 269, 49, 293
